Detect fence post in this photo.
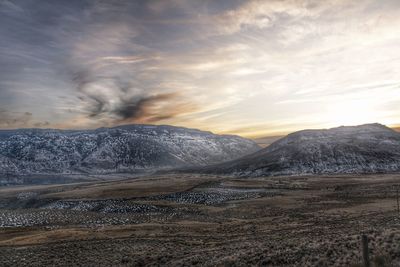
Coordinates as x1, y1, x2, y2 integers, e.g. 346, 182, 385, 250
362, 234, 370, 267
396, 187, 399, 215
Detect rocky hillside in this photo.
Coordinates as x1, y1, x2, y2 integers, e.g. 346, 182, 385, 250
210, 123, 400, 176
0, 124, 260, 177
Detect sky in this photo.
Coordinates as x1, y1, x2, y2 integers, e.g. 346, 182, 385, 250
0, 0, 399, 137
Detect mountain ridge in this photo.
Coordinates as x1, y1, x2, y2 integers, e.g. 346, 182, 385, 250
0, 124, 260, 181
206, 123, 400, 177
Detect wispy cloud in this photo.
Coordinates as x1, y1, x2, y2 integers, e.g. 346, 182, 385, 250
0, 109, 50, 128
0, 0, 400, 135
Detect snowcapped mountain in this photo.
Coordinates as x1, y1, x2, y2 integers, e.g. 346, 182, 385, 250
0, 124, 260, 177
209, 123, 400, 177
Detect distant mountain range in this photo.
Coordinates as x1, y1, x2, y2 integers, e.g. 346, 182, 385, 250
252, 126, 400, 147
0, 125, 260, 179
1, 123, 399, 185
209, 123, 400, 176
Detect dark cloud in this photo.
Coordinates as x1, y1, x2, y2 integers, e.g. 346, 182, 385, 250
69, 37, 198, 124
75, 71, 194, 123
114, 93, 181, 123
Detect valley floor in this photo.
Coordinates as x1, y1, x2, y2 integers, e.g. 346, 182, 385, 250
0, 173, 400, 266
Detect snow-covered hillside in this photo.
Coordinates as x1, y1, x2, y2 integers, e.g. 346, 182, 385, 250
210, 123, 400, 176
0, 124, 260, 177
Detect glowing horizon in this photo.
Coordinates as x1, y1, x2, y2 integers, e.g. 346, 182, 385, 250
0, 0, 399, 137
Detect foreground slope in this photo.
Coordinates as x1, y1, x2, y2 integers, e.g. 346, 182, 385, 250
0, 124, 259, 177
211, 123, 400, 176
1, 174, 400, 266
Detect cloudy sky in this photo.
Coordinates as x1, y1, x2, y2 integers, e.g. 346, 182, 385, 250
0, 0, 399, 137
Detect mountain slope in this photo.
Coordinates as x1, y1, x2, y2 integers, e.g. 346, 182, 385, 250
210, 123, 400, 176
0, 124, 260, 177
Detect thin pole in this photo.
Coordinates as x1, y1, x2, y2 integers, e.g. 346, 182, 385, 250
397, 187, 399, 215
362, 234, 370, 267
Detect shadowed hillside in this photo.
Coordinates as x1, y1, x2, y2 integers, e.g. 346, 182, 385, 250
210, 123, 400, 177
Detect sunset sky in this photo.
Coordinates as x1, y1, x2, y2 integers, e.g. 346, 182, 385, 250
0, 0, 399, 137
